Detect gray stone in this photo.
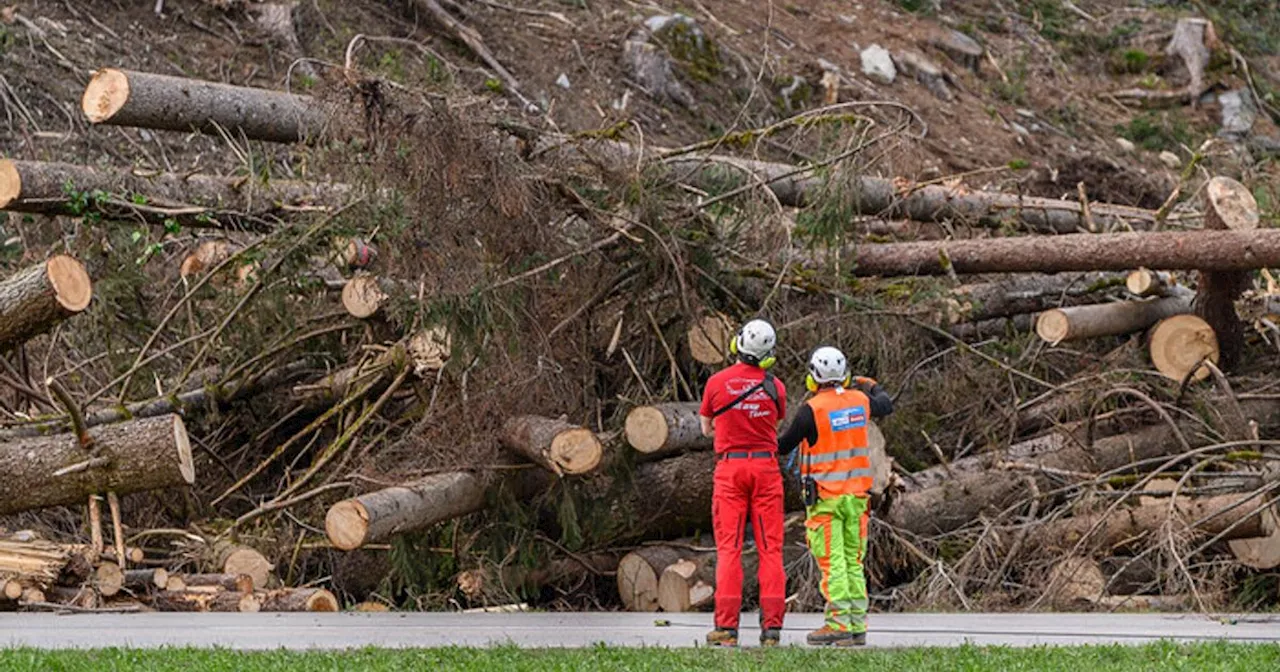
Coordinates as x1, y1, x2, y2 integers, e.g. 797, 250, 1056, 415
932, 29, 983, 71
1115, 137, 1136, 153
1159, 150, 1182, 169
1218, 88, 1257, 140
555, 73, 571, 89
893, 49, 951, 100
861, 44, 896, 84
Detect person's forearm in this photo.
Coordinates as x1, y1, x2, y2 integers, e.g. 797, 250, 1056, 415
700, 415, 714, 437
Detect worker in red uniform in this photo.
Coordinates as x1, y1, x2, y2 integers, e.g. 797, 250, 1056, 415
698, 318, 788, 648
778, 346, 893, 647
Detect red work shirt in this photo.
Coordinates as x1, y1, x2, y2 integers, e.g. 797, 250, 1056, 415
699, 362, 788, 453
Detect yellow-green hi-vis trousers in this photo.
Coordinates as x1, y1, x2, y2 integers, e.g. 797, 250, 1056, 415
804, 493, 870, 633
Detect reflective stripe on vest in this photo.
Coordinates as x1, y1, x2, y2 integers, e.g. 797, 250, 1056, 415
800, 387, 874, 498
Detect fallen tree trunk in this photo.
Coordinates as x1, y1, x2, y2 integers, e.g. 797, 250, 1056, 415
0, 160, 351, 229
1033, 492, 1275, 554
850, 229, 1280, 276
456, 552, 620, 603
150, 589, 262, 613
0, 254, 91, 352
179, 573, 254, 593
259, 587, 339, 612
526, 135, 1159, 233
1126, 269, 1177, 298
500, 415, 603, 475
122, 568, 168, 592
0, 414, 195, 515
889, 400, 1280, 535
81, 68, 331, 143
1194, 177, 1258, 370
948, 313, 1034, 341
291, 343, 410, 412
0, 360, 313, 440
609, 451, 718, 540
624, 402, 707, 458
325, 471, 485, 551
1035, 290, 1193, 344
943, 272, 1126, 324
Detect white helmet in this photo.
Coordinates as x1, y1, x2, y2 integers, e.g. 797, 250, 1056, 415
808, 346, 849, 385
734, 318, 777, 362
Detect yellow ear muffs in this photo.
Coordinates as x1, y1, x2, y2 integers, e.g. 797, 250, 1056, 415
759, 354, 776, 369
728, 334, 739, 356
805, 374, 818, 393
843, 374, 852, 388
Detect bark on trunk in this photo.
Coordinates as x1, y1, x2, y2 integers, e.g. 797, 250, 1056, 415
528, 136, 1159, 233
325, 471, 486, 550
890, 400, 1280, 535
291, 343, 409, 412
1034, 290, 1193, 344
456, 552, 620, 603
1032, 492, 1274, 554
0, 254, 91, 352
122, 568, 169, 591
624, 403, 709, 458
0, 159, 351, 229
81, 68, 331, 143
948, 313, 1034, 341
944, 272, 1126, 324
179, 573, 255, 593
500, 415, 603, 475
0, 360, 311, 440
150, 589, 262, 612
1149, 314, 1219, 382
850, 229, 1280, 276
0, 414, 194, 515
609, 451, 720, 540
259, 587, 339, 612
1194, 176, 1259, 370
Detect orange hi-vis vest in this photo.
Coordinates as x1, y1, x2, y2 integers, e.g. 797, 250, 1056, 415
800, 387, 874, 499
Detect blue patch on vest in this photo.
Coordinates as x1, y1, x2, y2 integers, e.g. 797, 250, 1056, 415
828, 407, 867, 432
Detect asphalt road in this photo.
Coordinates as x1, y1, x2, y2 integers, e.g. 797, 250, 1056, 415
3, 612, 1280, 649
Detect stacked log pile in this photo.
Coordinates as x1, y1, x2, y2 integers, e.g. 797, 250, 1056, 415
1, 27, 1279, 619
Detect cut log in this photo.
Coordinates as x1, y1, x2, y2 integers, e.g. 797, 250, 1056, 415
624, 402, 708, 458
151, 589, 262, 612
21, 586, 46, 605
179, 573, 255, 593
214, 545, 273, 590
687, 313, 734, 364
610, 451, 718, 540
0, 159, 351, 229
656, 553, 716, 613
0, 414, 194, 515
0, 538, 75, 585
1034, 291, 1193, 345
528, 136, 1160, 233
944, 272, 1126, 324
1126, 269, 1175, 298
46, 585, 98, 609
1045, 557, 1105, 607
81, 68, 330, 143
1164, 18, 1214, 103
341, 275, 421, 319
1194, 176, 1259, 370
1149, 314, 1219, 382
0, 255, 91, 352
326, 471, 485, 551
849, 229, 1280, 276
1226, 499, 1280, 570
164, 576, 187, 592
259, 587, 339, 612
617, 545, 687, 611
179, 239, 238, 279
94, 562, 124, 597
3, 580, 21, 600
122, 568, 168, 591
500, 415, 603, 475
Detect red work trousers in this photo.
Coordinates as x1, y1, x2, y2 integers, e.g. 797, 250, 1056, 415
712, 453, 787, 630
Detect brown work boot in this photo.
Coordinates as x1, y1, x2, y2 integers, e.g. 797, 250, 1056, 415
806, 625, 865, 647
760, 628, 782, 647
706, 628, 738, 647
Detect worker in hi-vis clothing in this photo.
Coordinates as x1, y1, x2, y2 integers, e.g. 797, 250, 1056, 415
698, 318, 788, 648
778, 346, 893, 647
